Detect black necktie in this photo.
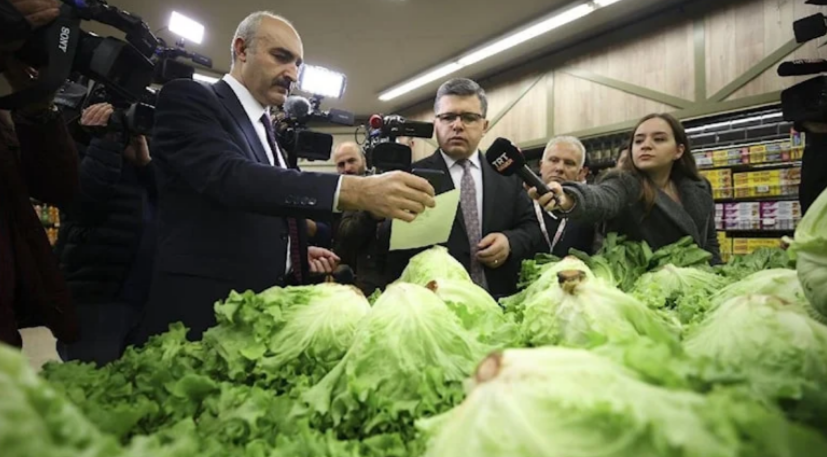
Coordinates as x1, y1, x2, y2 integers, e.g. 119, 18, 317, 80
261, 113, 303, 284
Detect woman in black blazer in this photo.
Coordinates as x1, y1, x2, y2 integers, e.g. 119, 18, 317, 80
530, 113, 721, 264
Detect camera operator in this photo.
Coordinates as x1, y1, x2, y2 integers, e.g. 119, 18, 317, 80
799, 122, 827, 214
332, 141, 393, 295
0, 0, 79, 348
52, 103, 156, 365
333, 141, 367, 176
306, 140, 368, 249
135, 11, 435, 342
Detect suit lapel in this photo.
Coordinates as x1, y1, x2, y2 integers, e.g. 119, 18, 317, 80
479, 152, 497, 235
213, 80, 271, 165
653, 178, 704, 246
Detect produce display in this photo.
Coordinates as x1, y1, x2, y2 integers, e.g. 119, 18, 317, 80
3, 208, 827, 456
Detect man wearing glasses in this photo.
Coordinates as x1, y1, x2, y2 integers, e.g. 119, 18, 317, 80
385, 78, 540, 298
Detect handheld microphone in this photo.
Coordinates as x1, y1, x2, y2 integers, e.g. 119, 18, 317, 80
777, 59, 827, 77
485, 137, 551, 196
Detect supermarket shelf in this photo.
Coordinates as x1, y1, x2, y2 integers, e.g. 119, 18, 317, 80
714, 194, 799, 204
721, 229, 794, 236
698, 160, 802, 172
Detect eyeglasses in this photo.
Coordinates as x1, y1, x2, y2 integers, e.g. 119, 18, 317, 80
435, 112, 485, 125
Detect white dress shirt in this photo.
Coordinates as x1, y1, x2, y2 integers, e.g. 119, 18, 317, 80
440, 150, 483, 232
222, 74, 286, 168
222, 74, 291, 272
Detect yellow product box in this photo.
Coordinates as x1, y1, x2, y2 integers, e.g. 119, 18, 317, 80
734, 187, 755, 199
714, 188, 734, 200
700, 170, 732, 188
711, 149, 743, 167
781, 167, 801, 185
791, 147, 804, 160
748, 144, 767, 164
731, 238, 781, 255
732, 238, 751, 255
747, 238, 782, 251
717, 232, 733, 255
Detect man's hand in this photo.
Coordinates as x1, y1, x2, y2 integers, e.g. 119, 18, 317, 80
476, 233, 510, 269
308, 247, 340, 274
338, 171, 435, 222
123, 135, 151, 167
80, 103, 120, 141
80, 103, 114, 128
11, 0, 60, 29
0, 1, 60, 53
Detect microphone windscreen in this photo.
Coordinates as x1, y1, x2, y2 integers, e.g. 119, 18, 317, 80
283, 95, 311, 120
485, 137, 525, 176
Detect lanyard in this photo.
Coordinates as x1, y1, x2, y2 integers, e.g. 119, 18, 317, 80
534, 201, 567, 254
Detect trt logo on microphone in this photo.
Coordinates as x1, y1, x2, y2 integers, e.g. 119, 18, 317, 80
492, 153, 514, 173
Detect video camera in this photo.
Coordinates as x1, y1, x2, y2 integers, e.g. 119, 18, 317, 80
276, 93, 354, 162
274, 64, 354, 162
0, 0, 213, 138
363, 114, 434, 172
778, 1, 827, 124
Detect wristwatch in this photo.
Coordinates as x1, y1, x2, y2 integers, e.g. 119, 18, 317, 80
11, 104, 61, 125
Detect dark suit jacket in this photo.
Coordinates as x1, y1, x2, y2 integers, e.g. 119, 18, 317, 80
562, 172, 722, 264
534, 203, 597, 257
385, 150, 541, 298
135, 79, 340, 342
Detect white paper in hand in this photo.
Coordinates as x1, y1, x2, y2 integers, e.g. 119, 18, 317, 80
389, 189, 460, 251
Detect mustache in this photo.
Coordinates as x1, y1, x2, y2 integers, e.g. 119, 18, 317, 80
272, 78, 292, 90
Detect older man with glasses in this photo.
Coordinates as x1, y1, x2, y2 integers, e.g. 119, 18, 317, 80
383, 78, 540, 299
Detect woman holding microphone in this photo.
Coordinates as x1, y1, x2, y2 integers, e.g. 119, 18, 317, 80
529, 113, 721, 264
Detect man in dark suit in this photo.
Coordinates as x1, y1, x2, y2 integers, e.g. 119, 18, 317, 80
385, 78, 541, 299
135, 11, 435, 342
535, 136, 597, 257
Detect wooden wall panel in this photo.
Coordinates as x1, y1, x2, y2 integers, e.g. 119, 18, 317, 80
480, 76, 547, 150
728, 0, 827, 100
705, 0, 765, 98
552, 72, 676, 134
396, 0, 825, 146
565, 21, 695, 101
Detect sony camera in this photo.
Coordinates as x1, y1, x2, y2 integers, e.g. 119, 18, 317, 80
363, 114, 434, 172
0, 0, 213, 138
778, 1, 827, 124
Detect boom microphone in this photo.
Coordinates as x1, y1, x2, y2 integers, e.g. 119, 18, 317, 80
283, 95, 312, 121
485, 137, 551, 196
777, 59, 827, 77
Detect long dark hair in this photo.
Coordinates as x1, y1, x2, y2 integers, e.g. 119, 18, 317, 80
620, 113, 701, 211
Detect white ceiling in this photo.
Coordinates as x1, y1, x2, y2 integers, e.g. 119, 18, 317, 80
85, 0, 694, 117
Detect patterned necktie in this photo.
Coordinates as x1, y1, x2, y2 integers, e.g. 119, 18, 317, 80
458, 159, 487, 288
261, 113, 303, 284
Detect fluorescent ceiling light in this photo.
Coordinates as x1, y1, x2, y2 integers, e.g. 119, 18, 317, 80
169, 11, 204, 44
379, 63, 463, 101
193, 73, 220, 84
379, 1, 625, 102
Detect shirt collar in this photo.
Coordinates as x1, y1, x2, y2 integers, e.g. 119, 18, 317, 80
440, 150, 481, 170
222, 74, 269, 124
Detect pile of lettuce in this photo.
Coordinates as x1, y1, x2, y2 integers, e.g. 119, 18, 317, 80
3, 236, 826, 457
785, 187, 827, 322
